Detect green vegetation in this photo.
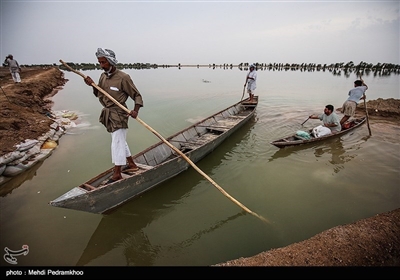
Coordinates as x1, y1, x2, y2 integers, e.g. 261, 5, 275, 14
7, 61, 399, 77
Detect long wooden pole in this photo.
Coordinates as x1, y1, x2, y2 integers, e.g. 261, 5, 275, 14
59, 60, 269, 224
359, 73, 372, 136
363, 96, 372, 136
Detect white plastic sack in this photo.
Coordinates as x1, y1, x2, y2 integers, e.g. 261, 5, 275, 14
16, 139, 39, 152
312, 125, 331, 138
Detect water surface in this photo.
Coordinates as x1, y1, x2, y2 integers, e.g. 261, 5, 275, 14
0, 68, 399, 266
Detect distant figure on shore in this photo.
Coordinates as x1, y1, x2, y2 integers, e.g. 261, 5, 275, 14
3, 54, 21, 83
340, 79, 368, 126
244, 64, 257, 102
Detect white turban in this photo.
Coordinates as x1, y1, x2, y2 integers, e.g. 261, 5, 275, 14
95, 48, 118, 66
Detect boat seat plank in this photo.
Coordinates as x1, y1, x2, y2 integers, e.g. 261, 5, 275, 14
181, 143, 202, 150
206, 126, 229, 133
180, 140, 203, 150
225, 115, 247, 119
82, 183, 96, 191
136, 163, 154, 170
180, 133, 219, 150
204, 116, 245, 132
191, 133, 219, 144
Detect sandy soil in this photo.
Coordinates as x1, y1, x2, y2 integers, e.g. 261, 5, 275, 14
216, 208, 400, 267
0, 66, 399, 267
0, 66, 67, 155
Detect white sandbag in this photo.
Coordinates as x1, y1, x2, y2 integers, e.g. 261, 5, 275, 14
0, 164, 6, 176
16, 139, 39, 152
0, 176, 11, 185
0, 151, 24, 165
8, 151, 31, 166
60, 117, 72, 126
50, 122, 59, 130
312, 125, 331, 138
33, 149, 54, 161
26, 145, 41, 157
39, 130, 55, 143
2, 163, 28, 177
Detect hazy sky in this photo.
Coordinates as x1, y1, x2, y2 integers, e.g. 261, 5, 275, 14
1, 0, 399, 66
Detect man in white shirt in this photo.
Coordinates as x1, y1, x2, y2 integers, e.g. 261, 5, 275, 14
340, 79, 368, 126
244, 64, 257, 102
4, 54, 21, 83
309, 104, 341, 133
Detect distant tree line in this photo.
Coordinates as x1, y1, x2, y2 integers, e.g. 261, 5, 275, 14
246, 61, 400, 77
5, 61, 399, 77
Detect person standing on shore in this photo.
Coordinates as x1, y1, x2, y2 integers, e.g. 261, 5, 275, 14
340, 79, 368, 126
3, 54, 22, 83
83, 48, 144, 183
244, 64, 257, 102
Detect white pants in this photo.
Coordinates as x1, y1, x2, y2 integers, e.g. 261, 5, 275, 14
11, 72, 21, 83
111, 129, 132, 166
247, 88, 255, 95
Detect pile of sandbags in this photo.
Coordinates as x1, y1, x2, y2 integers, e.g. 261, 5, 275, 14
0, 110, 86, 186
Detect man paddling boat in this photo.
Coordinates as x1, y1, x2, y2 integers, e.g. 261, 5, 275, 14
83, 48, 144, 183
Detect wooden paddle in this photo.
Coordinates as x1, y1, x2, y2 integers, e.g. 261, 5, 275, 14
59, 59, 269, 224
241, 72, 250, 101
301, 117, 310, 126
359, 73, 372, 136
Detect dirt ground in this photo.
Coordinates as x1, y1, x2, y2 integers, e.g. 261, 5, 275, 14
0, 67, 399, 267
0, 66, 67, 156
216, 208, 400, 267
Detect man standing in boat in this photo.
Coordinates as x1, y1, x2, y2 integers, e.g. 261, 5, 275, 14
309, 104, 341, 133
83, 48, 144, 183
339, 79, 368, 126
244, 64, 257, 102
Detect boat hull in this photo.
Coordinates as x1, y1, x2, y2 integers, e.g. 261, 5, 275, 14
50, 97, 258, 214
270, 117, 366, 148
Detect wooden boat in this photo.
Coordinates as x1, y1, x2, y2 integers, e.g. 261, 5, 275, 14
49, 96, 258, 214
270, 117, 366, 148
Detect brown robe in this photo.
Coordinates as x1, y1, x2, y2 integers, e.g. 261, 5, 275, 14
94, 69, 144, 133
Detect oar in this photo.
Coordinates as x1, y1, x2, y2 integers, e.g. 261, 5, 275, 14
301, 117, 310, 126
241, 73, 250, 101
59, 59, 270, 224
359, 73, 372, 136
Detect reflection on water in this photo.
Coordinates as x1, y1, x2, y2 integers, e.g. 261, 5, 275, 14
268, 148, 293, 162
76, 210, 245, 266
0, 161, 44, 197
76, 119, 259, 266
269, 133, 369, 174
314, 138, 354, 174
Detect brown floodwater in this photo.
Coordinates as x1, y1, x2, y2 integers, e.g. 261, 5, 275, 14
1, 68, 398, 267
